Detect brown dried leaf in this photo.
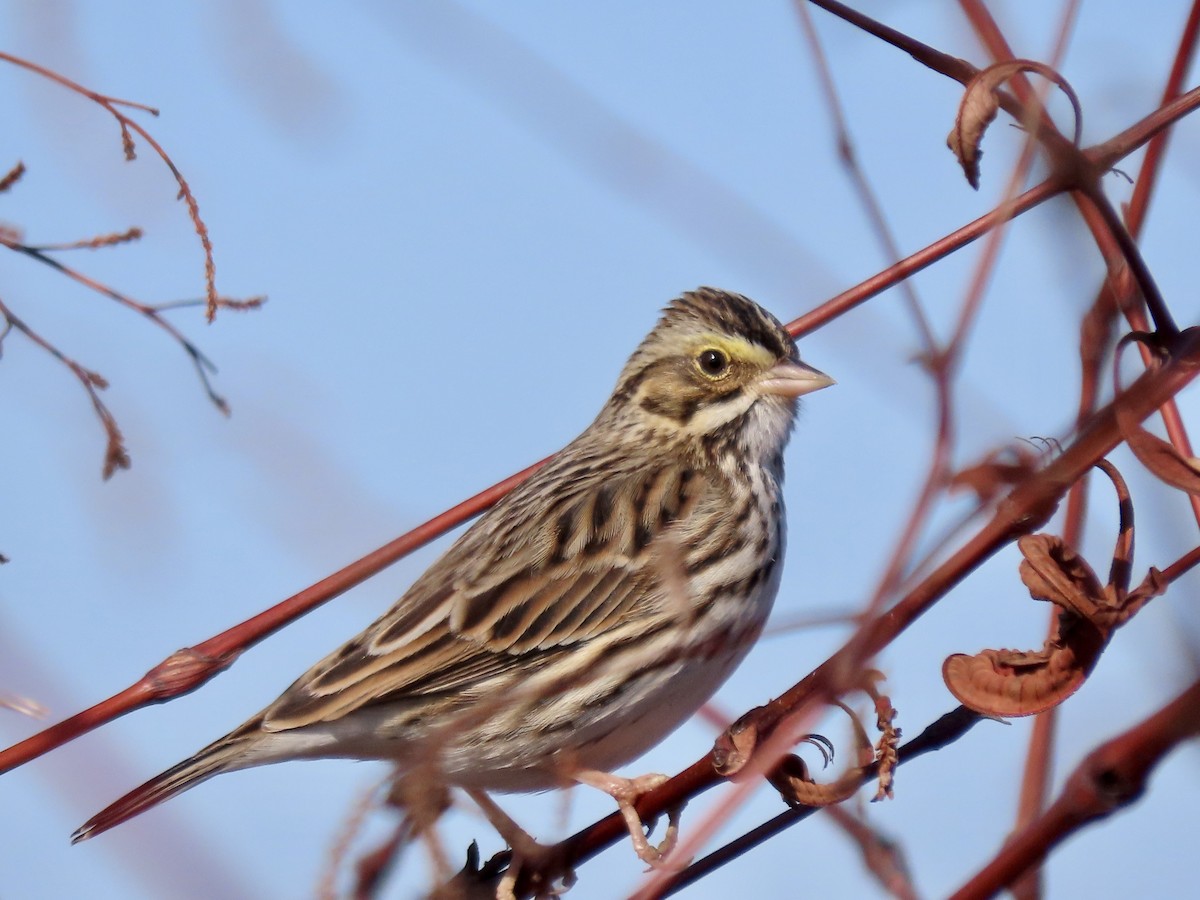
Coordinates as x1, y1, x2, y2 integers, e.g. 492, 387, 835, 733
1112, 329, 1200, 495
947, 74, 1002, 189
1018, 534, 1106, 621
942, 638, 1099, 717
944, 457, 1171, 717
945, 511, 1140, 717
946, 60, 1081, 189
1121, 416, 1200, 495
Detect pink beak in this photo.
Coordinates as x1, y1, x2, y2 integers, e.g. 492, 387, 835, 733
758, 360, 835, 398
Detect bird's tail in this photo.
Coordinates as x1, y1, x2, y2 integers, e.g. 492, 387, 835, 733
71, 722, 259, 844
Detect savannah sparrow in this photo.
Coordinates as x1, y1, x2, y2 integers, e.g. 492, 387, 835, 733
73, 288, 832, 872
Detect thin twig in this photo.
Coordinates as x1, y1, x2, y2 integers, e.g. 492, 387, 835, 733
0, 51, 227, 320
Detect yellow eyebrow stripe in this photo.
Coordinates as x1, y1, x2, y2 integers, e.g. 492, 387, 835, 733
688, 334, 775, 367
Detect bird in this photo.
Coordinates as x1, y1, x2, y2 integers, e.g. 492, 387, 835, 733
72, 287, 832, 876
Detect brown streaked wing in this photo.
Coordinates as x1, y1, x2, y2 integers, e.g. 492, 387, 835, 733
449, 464, 718, 651
261, 461, 720, 732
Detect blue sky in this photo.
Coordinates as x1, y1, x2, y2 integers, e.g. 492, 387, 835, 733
2, 2, 1199, 897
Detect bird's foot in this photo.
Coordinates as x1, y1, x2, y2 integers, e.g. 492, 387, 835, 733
465, 788, 575, 899
573, 769, 685, 866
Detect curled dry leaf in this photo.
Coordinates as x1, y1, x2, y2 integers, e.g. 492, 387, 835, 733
1114, 329, 1200, 495
944, 463, 1165, 716
1122, 425, 1200, 494
946, 59, 1082, 189
942, 635, 1099, 718
1019, 534, 1111, 622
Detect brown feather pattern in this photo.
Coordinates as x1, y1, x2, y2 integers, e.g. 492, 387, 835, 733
73, 287, 829, 843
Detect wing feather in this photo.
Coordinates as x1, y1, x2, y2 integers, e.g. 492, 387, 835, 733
262, 452, 722, 732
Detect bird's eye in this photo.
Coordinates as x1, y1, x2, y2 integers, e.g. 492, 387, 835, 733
696, 348, 729, 378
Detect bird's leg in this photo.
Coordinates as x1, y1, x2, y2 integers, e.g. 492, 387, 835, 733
573, 769, 685, 865
465, 788, 575, 899
386, 767, 453, 882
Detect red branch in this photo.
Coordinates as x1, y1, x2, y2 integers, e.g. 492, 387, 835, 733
949, 676, 1200, 899
0, 459, 548, 775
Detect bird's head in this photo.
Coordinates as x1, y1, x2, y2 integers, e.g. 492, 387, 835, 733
602, 288, 833, 465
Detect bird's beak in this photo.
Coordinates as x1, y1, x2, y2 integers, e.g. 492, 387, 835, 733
758, 360, 835, 398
